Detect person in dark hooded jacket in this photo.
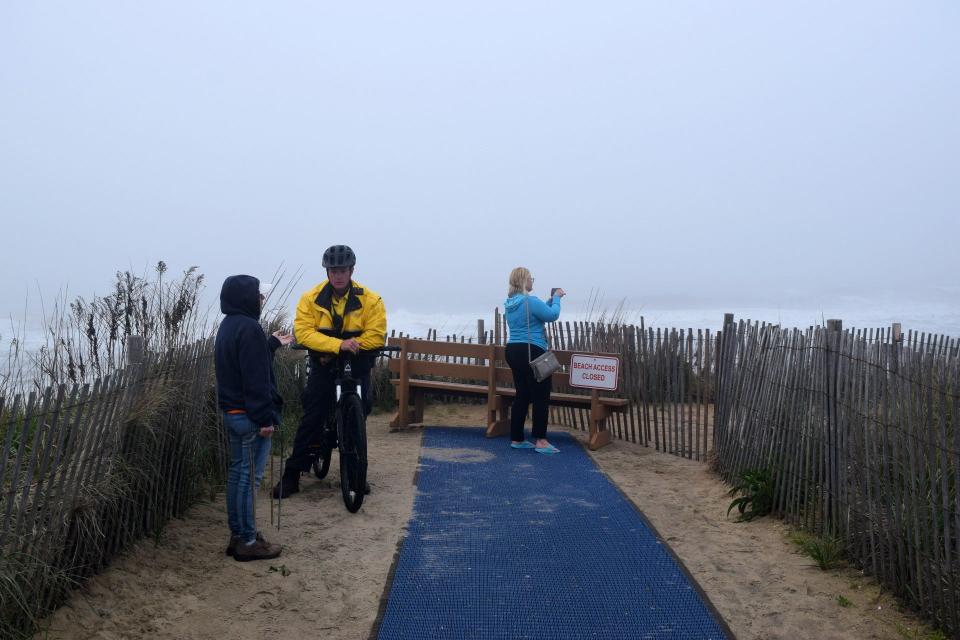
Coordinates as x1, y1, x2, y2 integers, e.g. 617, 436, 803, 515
215, 274, 291, 562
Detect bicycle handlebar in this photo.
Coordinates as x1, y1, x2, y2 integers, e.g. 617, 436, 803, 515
291, 343, 402, 357
364, 345, 402, 355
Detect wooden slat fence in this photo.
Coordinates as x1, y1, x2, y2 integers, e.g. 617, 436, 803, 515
712, 319, 960, 635
0, 337, 222, 638
400, 316, 717, 461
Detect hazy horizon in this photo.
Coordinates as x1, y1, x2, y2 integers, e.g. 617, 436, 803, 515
3, 283, 957, 344
2, 2, 957, 331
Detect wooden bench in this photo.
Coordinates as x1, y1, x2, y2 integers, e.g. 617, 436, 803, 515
386, 336, 629, 450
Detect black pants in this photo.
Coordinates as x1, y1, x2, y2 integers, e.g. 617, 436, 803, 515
505, 342, 552, 441
284, 358, 373, 473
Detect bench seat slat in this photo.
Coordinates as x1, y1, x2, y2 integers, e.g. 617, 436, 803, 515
387, 337, 490, 359
389, 379, 490, 395
406, 360, 490, 383
492, 346, 619, 366
387, 359, 491, 383
389, 378, 627, 409
494, 366, 572, 387
494, 387, 628, 409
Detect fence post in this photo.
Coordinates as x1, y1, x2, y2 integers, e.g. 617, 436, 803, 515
477, 319, 485, 345
888, 322, 901, 374
126, 335, 146, 392
126, 335, 144, 365
393, 337, 411, 430
825, 319, 842, 535
713, 313, 735, 467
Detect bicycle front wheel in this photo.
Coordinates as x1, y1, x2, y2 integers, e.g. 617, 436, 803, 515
337, 394, 368, 513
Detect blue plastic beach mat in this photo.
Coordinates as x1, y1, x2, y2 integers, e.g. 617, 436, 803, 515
375, 427, 731, 640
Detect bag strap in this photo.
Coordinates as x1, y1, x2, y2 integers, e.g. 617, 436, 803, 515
525, 295, 552, 362
525, 296, 533, 363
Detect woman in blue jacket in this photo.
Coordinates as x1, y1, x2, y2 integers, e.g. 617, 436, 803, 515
503, 267, 565, 454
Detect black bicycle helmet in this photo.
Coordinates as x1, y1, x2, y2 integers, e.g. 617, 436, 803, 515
322, 245, 356, 268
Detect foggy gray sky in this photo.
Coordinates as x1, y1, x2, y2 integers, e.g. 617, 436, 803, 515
1, 2, 958, 326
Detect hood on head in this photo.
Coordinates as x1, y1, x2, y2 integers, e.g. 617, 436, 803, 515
220, 275, 261, 319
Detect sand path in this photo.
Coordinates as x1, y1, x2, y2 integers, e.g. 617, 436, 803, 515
38, 404, 939, 640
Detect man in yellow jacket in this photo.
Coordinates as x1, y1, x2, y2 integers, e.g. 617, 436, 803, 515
273, 244, 387, 499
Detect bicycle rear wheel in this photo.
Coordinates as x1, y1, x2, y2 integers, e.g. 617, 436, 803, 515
337, 394, 368, 513
313, 413, 338, 479
311, 446, 332, 480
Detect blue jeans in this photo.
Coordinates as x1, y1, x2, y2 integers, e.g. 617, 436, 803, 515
225, 413, 272, 542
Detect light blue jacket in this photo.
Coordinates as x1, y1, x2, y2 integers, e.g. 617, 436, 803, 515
504, 293, 561, 350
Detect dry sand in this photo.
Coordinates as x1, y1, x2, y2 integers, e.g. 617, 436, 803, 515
37, 404, 940, 640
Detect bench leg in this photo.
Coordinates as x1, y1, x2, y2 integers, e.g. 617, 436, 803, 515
389, 410, 418, 431
486, 419, 510, 438
389, 409, 420, 430
485, 398, 499, 438
588, 421, 612, 450
389, 389, 421, 431
588, 399, 613, 450
413, 391, 425, 424
485, 395, 511, 438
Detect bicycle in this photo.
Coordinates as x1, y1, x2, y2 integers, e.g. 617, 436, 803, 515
307, 345, 400, 512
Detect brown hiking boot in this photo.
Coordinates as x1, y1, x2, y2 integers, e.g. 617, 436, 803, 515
233, 537, 282, 562
226, 531, 265, 556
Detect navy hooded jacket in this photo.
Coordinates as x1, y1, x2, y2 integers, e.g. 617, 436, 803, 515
214, 275, 282, 427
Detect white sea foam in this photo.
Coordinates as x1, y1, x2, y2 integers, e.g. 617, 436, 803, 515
2, 304, 956, 360
387, 304, 958, 339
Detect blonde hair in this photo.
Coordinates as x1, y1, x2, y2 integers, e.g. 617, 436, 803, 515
507, 267, 530, 297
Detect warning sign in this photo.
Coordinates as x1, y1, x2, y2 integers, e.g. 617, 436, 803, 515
568, 354, 620, 391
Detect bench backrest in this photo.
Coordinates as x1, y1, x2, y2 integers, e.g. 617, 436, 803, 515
386, 337, 616, 389
386, 337, 493, 384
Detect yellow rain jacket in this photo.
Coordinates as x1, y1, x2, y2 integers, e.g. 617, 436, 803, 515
293, 280, 387, 354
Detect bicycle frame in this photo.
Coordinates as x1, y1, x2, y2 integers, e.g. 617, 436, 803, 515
306, 345, 400, 512
332, 344, 400, 403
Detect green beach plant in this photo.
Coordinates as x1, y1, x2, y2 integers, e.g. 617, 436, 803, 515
727, 468, 775, 521
803, 535, 845, 570
788, 529, 846, 570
